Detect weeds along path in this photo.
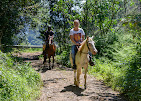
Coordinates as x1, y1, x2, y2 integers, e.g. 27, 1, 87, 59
14, 52, 126, 101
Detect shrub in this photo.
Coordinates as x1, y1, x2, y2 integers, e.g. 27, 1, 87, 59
89, 30, 141, 100
0, 51, 41, 101
55, 51, 71, 67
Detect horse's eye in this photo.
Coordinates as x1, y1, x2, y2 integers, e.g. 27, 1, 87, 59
88, 43, 92, 46
88, 42, 92, 44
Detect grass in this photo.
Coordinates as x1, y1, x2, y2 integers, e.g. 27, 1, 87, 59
88, 32, 141, 101
0, 51, 41, 101
12, 48, 42, 53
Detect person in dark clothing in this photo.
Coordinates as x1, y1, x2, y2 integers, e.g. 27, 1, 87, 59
43, 26, 54, 53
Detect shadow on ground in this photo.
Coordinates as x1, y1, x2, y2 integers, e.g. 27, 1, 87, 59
61, 85, 126, 101
61, 85, 87, 96
12, 54, 40, 61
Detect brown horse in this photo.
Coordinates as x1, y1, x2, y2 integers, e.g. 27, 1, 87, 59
43, 37, 56, 69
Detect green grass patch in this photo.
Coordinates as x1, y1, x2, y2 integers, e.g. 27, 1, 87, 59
0, 51, 41, 101
12, 48, 42, 53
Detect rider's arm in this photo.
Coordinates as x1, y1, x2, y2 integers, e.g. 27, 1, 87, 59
82, 35, 85, 42
78, 35, 85, 45
70, 35, 79, 45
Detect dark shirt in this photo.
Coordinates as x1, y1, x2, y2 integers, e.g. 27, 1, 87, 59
44, 31, 54, 41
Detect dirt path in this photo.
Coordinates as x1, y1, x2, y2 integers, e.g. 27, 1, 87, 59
14, 52, 127, 101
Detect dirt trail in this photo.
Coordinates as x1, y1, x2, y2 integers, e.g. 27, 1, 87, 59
14, 52, 127, 101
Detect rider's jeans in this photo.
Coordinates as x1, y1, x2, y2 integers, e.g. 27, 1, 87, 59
71, 45, 78, 66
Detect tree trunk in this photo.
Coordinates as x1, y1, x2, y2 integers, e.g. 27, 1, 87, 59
0, 31, 3, 51
85, 0, 88, 36
139, 1, 141, 13
124, 0, 127, 16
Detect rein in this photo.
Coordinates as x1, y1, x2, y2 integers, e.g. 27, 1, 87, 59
78, 41, 90, 54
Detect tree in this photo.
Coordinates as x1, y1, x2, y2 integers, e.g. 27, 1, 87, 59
0, 0, 40, 52
44, 0, 82, 52
82, 0, 128, 36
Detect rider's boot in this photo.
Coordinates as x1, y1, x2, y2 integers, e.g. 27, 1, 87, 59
89, 56, 95, 66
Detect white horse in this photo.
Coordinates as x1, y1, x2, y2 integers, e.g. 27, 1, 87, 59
70, 36, 97, 89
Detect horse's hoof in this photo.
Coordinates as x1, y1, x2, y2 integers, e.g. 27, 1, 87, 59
76, 84, 79, 87
74, 81, 77, 86
76, 82, 79, 87
84, 85, 87, 89
48, 66, 51, 70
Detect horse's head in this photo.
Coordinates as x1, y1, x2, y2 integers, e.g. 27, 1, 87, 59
86, 36, 98, 55
49, 36, 53, 45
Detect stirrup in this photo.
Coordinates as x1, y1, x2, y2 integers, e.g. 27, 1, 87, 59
89, 61, 95, 66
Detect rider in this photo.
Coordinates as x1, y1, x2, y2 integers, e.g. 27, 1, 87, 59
43, 26, 54, 53
69, 20, 95, 69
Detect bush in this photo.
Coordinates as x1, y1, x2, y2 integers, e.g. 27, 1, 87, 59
55, 51, 71, 67
89, 30, 141, 100
0, 51, 41, 101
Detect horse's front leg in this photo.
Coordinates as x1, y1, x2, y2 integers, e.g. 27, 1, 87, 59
84, 65, 88, 89
49, 57, 51, 69
43, 52, 47, 64
52, 55, 55, 68
74, 70, 77, 86
76, 67, 81, 87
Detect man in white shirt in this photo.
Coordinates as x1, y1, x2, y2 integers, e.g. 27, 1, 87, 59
70, 20, 94, 69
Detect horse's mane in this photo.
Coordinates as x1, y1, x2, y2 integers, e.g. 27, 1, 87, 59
78, 39, 87, 52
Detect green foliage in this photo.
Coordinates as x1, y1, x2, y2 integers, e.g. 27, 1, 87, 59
55, 51, 71, 67
13, 48, 42, 53
94, 30, 119, 58
89, 29, 141, 100
0, 0, 40, 52
0, 51, 41, 101
82, 0, 124, 35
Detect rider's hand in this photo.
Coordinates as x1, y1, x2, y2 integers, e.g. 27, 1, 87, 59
75, 43, 79, 45
75, 43, 81, 46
